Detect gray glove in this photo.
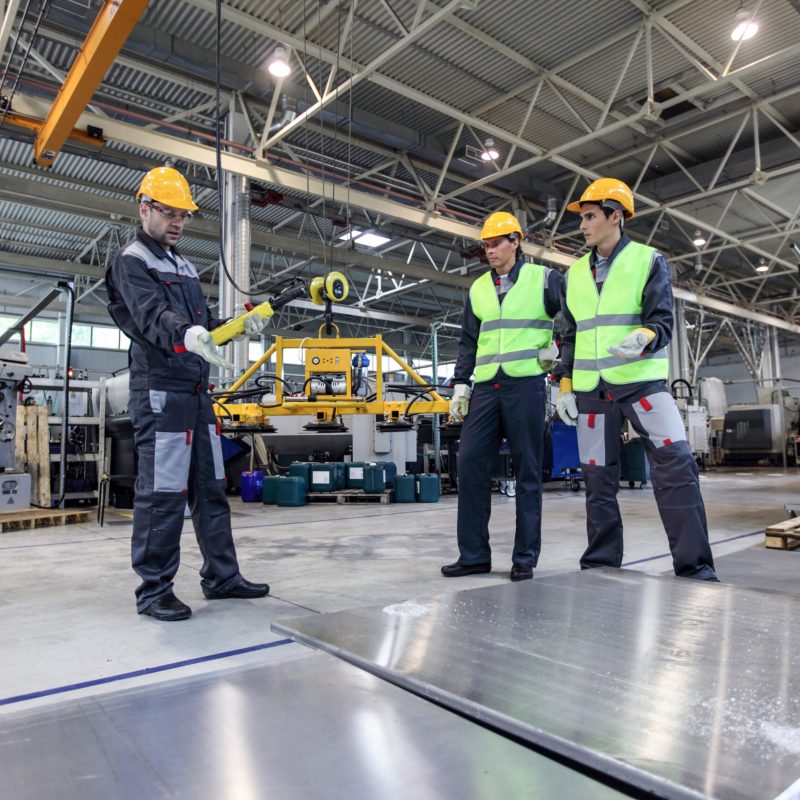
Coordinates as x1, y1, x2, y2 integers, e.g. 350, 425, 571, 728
607, 327, 655, 358
449, 383, 471, 423
184, 325, 234, 371
537, 341, 559, 372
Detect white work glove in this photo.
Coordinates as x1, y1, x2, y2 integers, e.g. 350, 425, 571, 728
233, 306, 269, 341
184, 325, 234, 371
556, 378, 578, 427
449, 383, 471, 423
537, 341, 559, 372
607, 327, 656, 358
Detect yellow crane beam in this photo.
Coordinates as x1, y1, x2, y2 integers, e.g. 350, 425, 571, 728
33, 0, 148, 168
4, 111, 106, 149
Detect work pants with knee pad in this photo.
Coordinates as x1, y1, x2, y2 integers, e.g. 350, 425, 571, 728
129, 389, 242, 611
456, 374, 546, 568
575, 381, 716, 579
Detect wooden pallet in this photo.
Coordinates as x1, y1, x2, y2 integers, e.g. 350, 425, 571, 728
14, 405, 51, 507
765, 517, 800, 551
306, 488, 394, 505
0, 507, 91, 533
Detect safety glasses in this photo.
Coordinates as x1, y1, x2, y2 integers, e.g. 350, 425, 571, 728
146, 202, 193, 222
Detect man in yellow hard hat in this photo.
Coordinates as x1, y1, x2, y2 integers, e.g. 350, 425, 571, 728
555, 177, 717, 580
106, 166, 270, 620
441, 210, 561, 582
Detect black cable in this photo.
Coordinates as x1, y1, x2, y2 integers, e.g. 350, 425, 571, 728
0, 0, 49, 131
213, 0, 261, 297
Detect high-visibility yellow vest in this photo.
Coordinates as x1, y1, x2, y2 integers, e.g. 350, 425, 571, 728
469, 263, 553, 382
566, 241, 668, 391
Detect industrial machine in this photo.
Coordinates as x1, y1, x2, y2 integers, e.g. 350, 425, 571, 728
671, 378, 710, 461
0, 348, 33, 473
722, 387, 800, 466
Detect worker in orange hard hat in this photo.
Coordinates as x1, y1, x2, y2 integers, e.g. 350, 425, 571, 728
441, 209, 562, 583
106, 166, 270, 621
555, 177, 718, 581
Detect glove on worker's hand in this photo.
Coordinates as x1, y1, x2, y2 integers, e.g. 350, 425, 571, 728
449, 383, 471, 423
184, 325, 235, 371
233, 306, 269, 341
607, 327, 656, 358
537, 341, 559, 372
556, 378, 578, 427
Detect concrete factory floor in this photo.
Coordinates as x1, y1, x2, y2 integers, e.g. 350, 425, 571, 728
0, 466, 797, 715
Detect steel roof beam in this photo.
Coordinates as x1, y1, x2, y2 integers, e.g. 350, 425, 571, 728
14, 92, 575, 267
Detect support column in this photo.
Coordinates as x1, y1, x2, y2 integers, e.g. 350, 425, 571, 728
669, 298, 691, 387
220, 105, 251, 376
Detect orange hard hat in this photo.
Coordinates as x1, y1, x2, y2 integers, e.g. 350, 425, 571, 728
567, 178, 635, 219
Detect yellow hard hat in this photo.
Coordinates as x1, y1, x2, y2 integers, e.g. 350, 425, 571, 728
136, 167, 198, 211
567, 178, 635, 219
479, 211, 524, 241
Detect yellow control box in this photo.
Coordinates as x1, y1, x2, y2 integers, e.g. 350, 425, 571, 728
305, 349, 350, 371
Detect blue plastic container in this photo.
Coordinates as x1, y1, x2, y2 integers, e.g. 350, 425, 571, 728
240, 470, 264, 502
346, 462, 366, 489
394, 474, 416, 503
288, 462, 311, 491
417, 474, 440, 503
375, 461, 398, 489
262, 476, 283, 505
332, 462, 346, 490
310, 463, 335, 492
363, 464, 386, 493
277, 476, 306, 507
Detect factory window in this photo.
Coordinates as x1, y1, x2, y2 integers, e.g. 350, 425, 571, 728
73, 324, 92, 347
30, 320, 60, 344
248, 342, 275, 363
92, 326, 121, 349
0, 315, 19, 341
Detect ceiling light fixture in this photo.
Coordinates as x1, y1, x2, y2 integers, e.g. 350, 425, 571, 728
731, 9, 759, 41
755, 259, 769, 273
268, 46, 292, 78
692, 230, 707, 247
338, 229, 362, 241
354, 232, 391, 248
480, 138, 499, 161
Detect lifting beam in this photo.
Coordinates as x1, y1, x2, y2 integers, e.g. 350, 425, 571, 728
33, 0, 147, 167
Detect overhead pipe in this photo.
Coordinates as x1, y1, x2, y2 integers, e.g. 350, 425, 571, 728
268, 95, 296, 136
526, 197, 558, 235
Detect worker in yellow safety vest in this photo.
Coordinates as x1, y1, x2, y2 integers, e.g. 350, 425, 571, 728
555, 178, 718, 580
442, 211, 562, 582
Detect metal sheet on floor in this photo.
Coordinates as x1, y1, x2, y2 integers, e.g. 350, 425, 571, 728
0, 651, 627, 800
273, 568, 800, 800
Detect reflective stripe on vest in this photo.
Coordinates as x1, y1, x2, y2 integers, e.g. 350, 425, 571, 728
469, 262, 553, 382
566, 241, 668, 391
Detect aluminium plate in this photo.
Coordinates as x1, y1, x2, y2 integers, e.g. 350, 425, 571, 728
273, 568, 800, 800
0, 651, 627, 800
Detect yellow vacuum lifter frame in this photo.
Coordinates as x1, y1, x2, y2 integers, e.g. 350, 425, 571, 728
215, 334, 449, 425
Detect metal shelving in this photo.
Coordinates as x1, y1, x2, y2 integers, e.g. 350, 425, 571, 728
28, 378, 106, 507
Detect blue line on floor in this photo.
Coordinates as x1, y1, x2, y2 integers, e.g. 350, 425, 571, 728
622, 529, 764, 567
0, 638, 295, 707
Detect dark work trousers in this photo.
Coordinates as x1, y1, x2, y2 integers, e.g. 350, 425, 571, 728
456, 374, 546, 567
129, 389, 242, 612
575, 381, 716, 579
